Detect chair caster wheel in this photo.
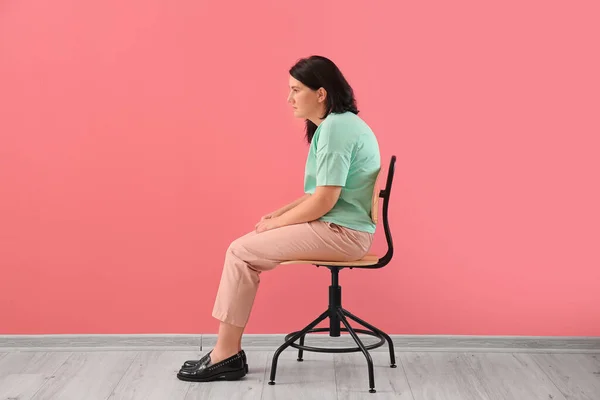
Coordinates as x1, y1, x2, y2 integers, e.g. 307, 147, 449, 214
268, 381, 275, 385
297, 358, 303, 362
391, 364, 397, 368
369, 389, 376, 393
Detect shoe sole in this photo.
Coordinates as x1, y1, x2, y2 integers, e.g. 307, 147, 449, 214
182, 363, 248, 374
177, 368, 246, 382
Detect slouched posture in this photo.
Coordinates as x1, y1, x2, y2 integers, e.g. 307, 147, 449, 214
177, 55, 381, 383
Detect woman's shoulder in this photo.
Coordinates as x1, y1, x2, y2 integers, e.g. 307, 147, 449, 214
324, 112, 374, 139
324, 111, 367, 127
326, 111, 361, 122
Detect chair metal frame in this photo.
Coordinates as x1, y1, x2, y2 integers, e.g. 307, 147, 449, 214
268, 155, 398, 394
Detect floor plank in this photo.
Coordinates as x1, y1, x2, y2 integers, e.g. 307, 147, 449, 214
184, 351, 269, 400
400, 352, 490, 400
108, 350, 197, 400
0, 349, 596, 400
464, 352, 567, 400
401, 352, 570, 400
0, 351, 72, 400
261, 350, 337, 400
335, 352, 414, 399
527, 353, 600, 400
30, 351, 138, 400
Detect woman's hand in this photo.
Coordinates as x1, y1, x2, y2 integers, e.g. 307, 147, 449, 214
259, 211, 280, 221
255, 216, 283, 233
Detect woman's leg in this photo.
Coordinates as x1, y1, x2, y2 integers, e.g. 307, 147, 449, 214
209, 220, 373, 364
210, 321, 245, 364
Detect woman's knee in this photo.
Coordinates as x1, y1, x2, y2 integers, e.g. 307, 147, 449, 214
226, 235, 257, 268
226, 230, 256, 254
227, 236, 246, 257
226, 235, 277, 272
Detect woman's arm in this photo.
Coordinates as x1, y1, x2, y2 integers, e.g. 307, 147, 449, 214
255, 187, 342, 233
269, 193, 312, 218
278, 186, 342, 226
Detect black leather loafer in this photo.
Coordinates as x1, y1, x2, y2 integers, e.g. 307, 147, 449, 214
182, 349, 248, 373
177, 351, 246, 382
181, 351, 212, 369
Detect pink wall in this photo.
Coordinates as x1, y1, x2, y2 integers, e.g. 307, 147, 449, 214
1, 1, 599, 336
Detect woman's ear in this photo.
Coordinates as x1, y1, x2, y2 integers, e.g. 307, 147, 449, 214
317, 87, 327, 103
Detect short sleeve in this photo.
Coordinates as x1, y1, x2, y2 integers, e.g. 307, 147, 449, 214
315, 120, 354, 186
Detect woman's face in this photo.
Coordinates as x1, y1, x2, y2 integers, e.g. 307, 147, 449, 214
287, 75, 326, 120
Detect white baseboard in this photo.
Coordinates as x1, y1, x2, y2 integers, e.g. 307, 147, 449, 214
1, 334, 599, 353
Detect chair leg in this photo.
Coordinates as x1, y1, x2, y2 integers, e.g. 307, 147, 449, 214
337, 309, 376, 394
297, 334, 305, 361
268, 309, 329, 385
342, 307, 397, 368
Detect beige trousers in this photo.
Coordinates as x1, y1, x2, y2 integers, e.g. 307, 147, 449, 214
211, 220, 374, 328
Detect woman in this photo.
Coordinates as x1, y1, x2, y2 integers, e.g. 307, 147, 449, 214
177, 55, 381, 382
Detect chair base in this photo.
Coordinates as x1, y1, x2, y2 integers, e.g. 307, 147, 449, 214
268, 305, 397, 394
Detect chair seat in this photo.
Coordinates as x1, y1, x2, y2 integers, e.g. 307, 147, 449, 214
279, 253, 379, 267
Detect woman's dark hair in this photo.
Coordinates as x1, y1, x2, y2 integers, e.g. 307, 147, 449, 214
289, 55, 359, 143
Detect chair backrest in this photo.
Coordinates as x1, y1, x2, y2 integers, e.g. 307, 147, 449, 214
370, 169, 381, 224
370, 155, 396, 268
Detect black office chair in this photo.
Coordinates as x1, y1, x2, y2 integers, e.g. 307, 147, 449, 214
268, 155, 397, 394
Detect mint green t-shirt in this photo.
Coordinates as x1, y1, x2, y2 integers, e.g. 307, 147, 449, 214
304, 111, 381, 233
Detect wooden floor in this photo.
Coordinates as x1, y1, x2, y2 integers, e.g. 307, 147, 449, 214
0, 350, 598, 399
